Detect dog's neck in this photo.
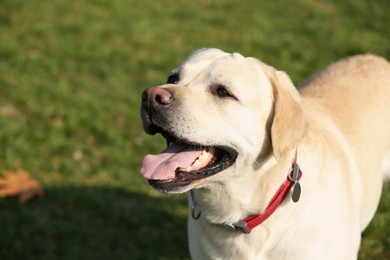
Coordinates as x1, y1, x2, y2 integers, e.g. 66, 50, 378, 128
190, 150, 296, 227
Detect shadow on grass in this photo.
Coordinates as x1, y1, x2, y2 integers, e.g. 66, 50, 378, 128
0, 186, 189, 260
2, 184, 389, 260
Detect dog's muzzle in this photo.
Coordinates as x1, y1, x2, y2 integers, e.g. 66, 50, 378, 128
139, 86, 238, 193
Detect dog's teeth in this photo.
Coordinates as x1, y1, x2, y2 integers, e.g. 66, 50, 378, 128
199, 149, 213, 162
193, 159, 202, 167
185, 159, 198, 172
183, 148, 216, 172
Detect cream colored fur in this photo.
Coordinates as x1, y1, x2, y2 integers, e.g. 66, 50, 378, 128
152, 49, 390, 259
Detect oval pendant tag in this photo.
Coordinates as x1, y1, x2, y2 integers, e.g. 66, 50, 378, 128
292, 183, 301, 203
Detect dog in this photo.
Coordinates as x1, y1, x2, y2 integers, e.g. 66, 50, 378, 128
140, 48, 390, 259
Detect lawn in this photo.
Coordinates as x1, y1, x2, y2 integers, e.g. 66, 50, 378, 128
0, 0, 389, 259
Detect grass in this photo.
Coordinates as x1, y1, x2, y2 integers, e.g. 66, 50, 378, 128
0, 0, 389, 259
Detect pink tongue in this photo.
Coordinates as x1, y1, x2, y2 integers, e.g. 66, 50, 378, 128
141, 142, 203, 180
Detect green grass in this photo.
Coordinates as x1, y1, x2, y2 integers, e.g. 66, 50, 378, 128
0, 0, 389, 259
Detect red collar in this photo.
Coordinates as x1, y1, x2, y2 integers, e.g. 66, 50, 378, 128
190, 150, 303, 234
233, 151, 302, 233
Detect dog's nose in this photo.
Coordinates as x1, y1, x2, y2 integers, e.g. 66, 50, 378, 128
142, 87, 174, 109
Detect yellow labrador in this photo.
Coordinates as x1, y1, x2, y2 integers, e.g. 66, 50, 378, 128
140, 48, 390, 259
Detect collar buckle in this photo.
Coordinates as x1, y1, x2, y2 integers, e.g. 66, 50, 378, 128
233, 220, 251, 234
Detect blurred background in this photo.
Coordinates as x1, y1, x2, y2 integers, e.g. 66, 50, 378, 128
0, 0, 389, 259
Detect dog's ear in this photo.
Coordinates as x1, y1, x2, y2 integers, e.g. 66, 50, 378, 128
267, 69, 306, 160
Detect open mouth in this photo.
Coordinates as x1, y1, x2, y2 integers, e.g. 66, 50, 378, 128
141, 126, 238, 192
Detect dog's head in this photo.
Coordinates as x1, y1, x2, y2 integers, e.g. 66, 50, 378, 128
140, 48, 305, 193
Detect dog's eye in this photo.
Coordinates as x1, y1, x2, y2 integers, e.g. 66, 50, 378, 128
214, 85, 234, 99
216, 87, 230, 97
167, 73, 179, 84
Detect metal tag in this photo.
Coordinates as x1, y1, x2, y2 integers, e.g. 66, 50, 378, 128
292, 163, 300, 181
190, 190, 201, 220
292, 182, 301, 203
